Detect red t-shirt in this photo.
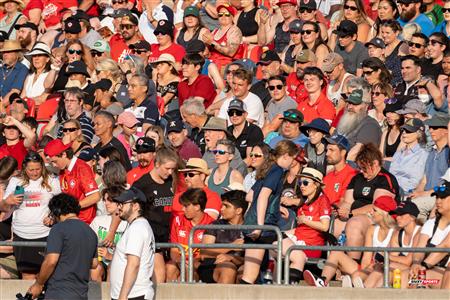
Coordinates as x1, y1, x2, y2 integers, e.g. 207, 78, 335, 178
297, 93, 336, 123
170, 212, 215, 257
178, 75, 217, 108
323, 164, 358, 205
171, 187, 222, 219
149, 43, 186, 63
60, 157, 99, 224
286, 73, 308, 104
41, 0, 78, 28
109, 34, 133, 62
22, 0, 44, 19
0, 140, 27, 170
126, 161, 154, 186
294, 194, 331, 247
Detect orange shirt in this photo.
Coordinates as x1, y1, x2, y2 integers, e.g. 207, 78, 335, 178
297, 93, 336, 124
323, 164, 358, 205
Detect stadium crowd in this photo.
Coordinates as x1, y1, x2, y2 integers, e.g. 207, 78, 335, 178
0, 0, 448, 297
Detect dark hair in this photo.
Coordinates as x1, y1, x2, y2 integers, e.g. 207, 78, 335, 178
182, 12, 205, 34
182, 53, 205, 70
98, 146, 128, 170
95, 110, 116, 129
268, 75, 286, 85
401, 54, 422, 66
232, 68, 253, 84
0, 156, 17, 182
38, 135, 54, 150
380, 19, 402, 33
374, 0, 399, 34
48, 193, 81, 217
411, 32, 428, 44
101, 185, 125, 201
60, 147, 74, 159
179, 188, 207, 211
303, 67, 326, 88
102, 160, 127, 188
362, 57, 392, 85
221, 190, 248, 212
23, 117, 38, 131
429, 32, 449, 51
301, 21, 329, 53
355, 143, 383, 167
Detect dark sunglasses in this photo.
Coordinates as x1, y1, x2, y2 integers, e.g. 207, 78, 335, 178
90, 51, 102, 57
299, 179, 312, 186
134, 49, 147, 54
344, 4, 358, 11
340, 93, 348, 100
12, 99, 24, 104
120, 24, 135, 30
283, 111, 301, 119
227, 110, 244, 117
299, 8, 314, 13
384, 98, 398, 104
212, 149, 229, 155
68, 49, 82, 55
268, 84, 283, 91
429, 39, 444, 46
443, 8, 450, 13
301, 29, 315, 35
249, 152, 263, 158
363, 70, 374, 76
408, 41, 424, 49
186, 172, 199, 178
371, 91, 383, 97
62, 127, 78, 133
218, 12, 231, 17
112, 0, 125, 3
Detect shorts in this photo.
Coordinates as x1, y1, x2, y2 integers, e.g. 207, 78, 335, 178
283, 232, 321, 258
13, 234, 46, 274
244, 233, 277, 245
198, 258, 217, 283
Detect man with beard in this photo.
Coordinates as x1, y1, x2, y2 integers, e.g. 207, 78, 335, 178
336, 88, 381, 161
110, 187, 155, 300
15, 22, 37, 51
167, 119, 202, 161
127, 137, 156, 185
323, 53, 354, 107
110, 11, 142, 62
251, 50, 283, 108
132, 147, 178, 284
286, 49, 317, 104
397, 0, 434, 36
268, 108, 309, 148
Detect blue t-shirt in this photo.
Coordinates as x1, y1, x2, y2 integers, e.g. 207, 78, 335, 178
397, 14, 435, 36
0, 62, 28, 97
424, 146, 449, 190
433, 21, 450, 37
268, 133, 309, 149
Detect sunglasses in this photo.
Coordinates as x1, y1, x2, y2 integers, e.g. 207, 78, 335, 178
434, 185, 448, 193
62, 127, 78, 133
227, 110, 244, 117
299, 179, 312, 186
120, 24, 135, 30
268, 84, 283, 91
117, 200, 134, 207
371, 91, 383, 97
443, 8, 450, 13
212, 149, 229, 155
186, 172, 199, 178
363, 70, 374, 76
301, 29, 315, 35
408, 41, 424, 49
112, 0, 125, 3
283, 111, 301, 119
134, 49, 147, 54
384, 98, 398, 104
429, 39, 444, 46
90, 51, 103, 57
249, 152, 263, 158
12, 99, 23, 104
68, 49, 82, 55
344, 4, 358, 11
218, 12, 231, 17
299, 8, 314, 13
340, 93, 348, 100
289, 31, 301, 34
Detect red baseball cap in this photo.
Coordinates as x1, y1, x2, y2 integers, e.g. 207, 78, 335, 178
373, 195, 397, 213
44, 139, 72, 157
277, 0, 298, 6
216, 4, 238, 16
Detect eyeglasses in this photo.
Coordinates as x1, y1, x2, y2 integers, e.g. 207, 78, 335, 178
249, 152, 263, 158
90, 51, 103, 57
443, 8, 450, 13
363, 70, 374, 76
268, 84, 283, 91
226, 69, 238, 75
289, 31, 301, 34
299, 179, 312, 186
429, 39, 444, 46
218, 12, 231, 17
112, 0, 125, 3
212, 149, 229, 155
120, 24, 134, 30
134, 49, 147, 54
117, 200, 134, 207
384, 98, 398, 104
186, 172, 200, 178
62, 127, 78, 133
227, 110, 244, 117
408, 41, 424, 49
299, 8, 314, 13
344, 4, 358, 11
371, 91, 383, 97
68, 49, 82, 55
301, 29, 315, 35
283, 111, 301, 119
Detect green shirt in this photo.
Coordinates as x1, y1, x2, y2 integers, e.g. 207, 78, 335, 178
425, 4, 444, 26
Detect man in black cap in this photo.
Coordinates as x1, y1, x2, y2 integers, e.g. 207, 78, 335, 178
130, 40, 152, 77
167, 119, 202, 161
148, 20, 186, 64
268, 108, 308, 148
64, 17, 82, 42
72, 10, 102, 48
93, 79, 118, 112
110, 187, 155, 300
110, 11, 141, 62
227, 99, 264, 162
332, 20, 369, 76
365, 37, 386, 61
66, 60, 96, 110
127, 137, 157, 185
15, 22, 38, 51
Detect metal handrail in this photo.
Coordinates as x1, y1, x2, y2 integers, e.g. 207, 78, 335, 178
0, 241, 186, 283
188, 224, 283, 284
283, 245, 450, 287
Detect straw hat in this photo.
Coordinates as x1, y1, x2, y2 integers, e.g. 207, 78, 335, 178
151, 53, 178, 71
0, 40, 24, 52
297, 167, 324, 185
26, 42, 52, 57
0, 0, 25, 10
179, 158, 210, 175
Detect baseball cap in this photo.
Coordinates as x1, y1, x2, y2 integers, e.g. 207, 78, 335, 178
134, 137, 156, 153
228, 99, 247, 112
289, 19, 302, 33
154, 20, 174, 36
184, 6, 200, 17
66, 61, 90, 77
401, 118, 425, 133
104, 103, 124, 116
365, 37, 386, 49
333, 20, 358, 37
14, 22, 38, 33
93, 79, 112, 91
281, 109, 304, 123
322, 53, 344, 73
397, 0, 420, 3
73, 9, 90, 21
44, 139, 72, 157
111, 8, 129, 18
373, 195, 397, 213
64, 17, 81, 34
91, 40, 110, 53
424, 112, 449, 128
186, 40, 206, 54
258, 50, 281, 65
346, 89, 364, 105
113, 186, 147, 204
179, 158, 210, 175
129, 40, 151, 51
121, 12, 139, 25
299, 0, 317, 10
389, 201, 419, 218
78, 148, 98, 162
383, 100, 403, 116
117, 111, 139, 128
395, 99, 426, 115
431, 181, 450, 198
324, 134, 350, 151
167, 119, 186, 134
277, 0, 297, 5
296, 49, 316, 63
216, 3, 238, 16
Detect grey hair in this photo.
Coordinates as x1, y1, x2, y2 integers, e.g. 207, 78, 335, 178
346, 77, 372, 104
64, 87, 85, 101
217, 139, 236, 155
126, 55, 145, 75
180, 98, 206, 116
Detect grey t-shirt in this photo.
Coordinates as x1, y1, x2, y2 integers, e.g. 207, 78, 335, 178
203, 148, 248, 176
334, 41, 369, 75
266, 96, 298, 122
80, 29, 103, 49
346, 115, 382, 148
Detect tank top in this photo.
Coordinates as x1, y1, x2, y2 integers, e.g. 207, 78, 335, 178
327, 73, 352, 106
284, 44, 296, 68
176, 27, 202, 50
208, 167, 232, 196
385, 42, 403, 86
398, 225, 420, 256
209, 27, 244, 69
305, 143, 327, 175
236, 7, 259, 37
373, 226, 394, 248
274, 21, 291, 53
384, 128, 401, 158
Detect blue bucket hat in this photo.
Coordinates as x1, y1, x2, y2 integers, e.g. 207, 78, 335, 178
300, 118, 330, 136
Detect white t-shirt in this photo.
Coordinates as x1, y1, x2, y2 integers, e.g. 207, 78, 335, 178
5, 176, 61, 239
420, 218, 450, 246
110, 217, 155, 299
218, 92, 265, 128
138, 4, 170, 44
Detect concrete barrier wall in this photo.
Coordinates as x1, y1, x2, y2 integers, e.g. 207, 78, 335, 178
0, 281, 449, 300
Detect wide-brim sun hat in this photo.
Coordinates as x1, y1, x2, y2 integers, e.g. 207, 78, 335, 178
0, 40, 24, 52
297, 167, 324, 185
151, 53, 178, 71
0, 0, 25, 10
25, 42, 52, 57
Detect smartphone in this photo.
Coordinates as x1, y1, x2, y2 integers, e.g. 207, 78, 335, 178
14, 185, 25, 195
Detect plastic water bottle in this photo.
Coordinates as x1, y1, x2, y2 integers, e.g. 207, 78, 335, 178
337, 232, 346, 246
393, 269, 401, 288
262, 259, 274, 284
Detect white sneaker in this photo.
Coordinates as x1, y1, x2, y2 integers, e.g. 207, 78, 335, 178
342, 275, 353, 288
353, 276, 365, 288
303, 270, 328, 287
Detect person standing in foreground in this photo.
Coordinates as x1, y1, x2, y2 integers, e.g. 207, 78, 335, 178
110, 187, 155, 300
28, 193, 98, 300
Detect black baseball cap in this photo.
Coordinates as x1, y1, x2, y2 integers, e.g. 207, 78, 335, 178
93, 79, 112, 91
186, 40, 206, 54
130, 40, 151, 51
431, 181, 450, 198
64, 17, 82, 34
73, 9, 90, 21
134, 137, 156, 153
228, 99, 246, 112
113, 186, 147, 204
299, 0, 317, 10
154, 20, 174, 37
14, 22, 39, 33
167, 119, 186, 134
365, 37, 386, 49
333, 20, 358, 37
401, 118, 425, 133
257, 50, 281, 65
389, 201, 419, 218
281, 109, 304, 123
78, 148, 98, 162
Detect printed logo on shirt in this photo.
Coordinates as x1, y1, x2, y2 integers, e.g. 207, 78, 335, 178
282, 188, 296, 198
154, 196, 172, 207
153, 190, 158, 195
42, 3, 58, 18
362, 187, 371, 196
179, 230, 186, 238
23, 192, 44, 208
118, 49, 132, 63
69, 179, 76, 188
240, 140, 247, 147
334, 183, 340, 192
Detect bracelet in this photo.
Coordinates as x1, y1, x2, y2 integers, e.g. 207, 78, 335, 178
50, 65, 60, 71
421, 261, 431, 269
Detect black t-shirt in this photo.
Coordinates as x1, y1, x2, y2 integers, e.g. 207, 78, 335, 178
94, 137, 132, 171
189, 116, 210, 155
347, 168, 400, 211
132, 173, 174, 243
280, 177, 300, 212
421, 58, 443, 80
204, 219, 242, 243
228, 121, 264, 160
45, 219, 97, 300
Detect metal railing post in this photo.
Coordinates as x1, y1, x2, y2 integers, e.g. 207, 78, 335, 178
383, 250, 390, 288
156, 243, 185, 283
188, 232, 194, 283
275, 226, 283, 285
284, 247, 292, 285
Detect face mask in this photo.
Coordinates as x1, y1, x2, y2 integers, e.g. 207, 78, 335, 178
418, 94, 431, 104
